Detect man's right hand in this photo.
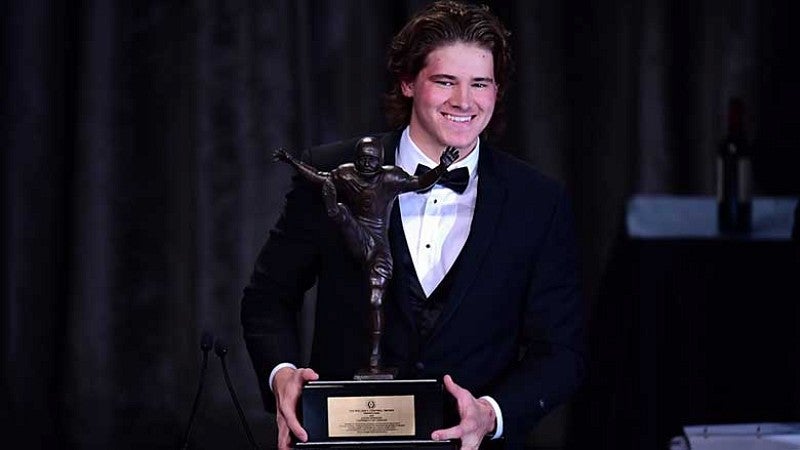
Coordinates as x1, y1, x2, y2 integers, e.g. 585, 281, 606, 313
273, 367, 319, 448
440, 146, 459, 167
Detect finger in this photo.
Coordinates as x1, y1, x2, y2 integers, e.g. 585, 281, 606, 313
285, 420, 308, 443
298, 368, 320, 382
278, 369, 317, 442
443, 374, 469, 401
277, 413, 292, 448
431, 423, 464, 441
281, 401, 308, 442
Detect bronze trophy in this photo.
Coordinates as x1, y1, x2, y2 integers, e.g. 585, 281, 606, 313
274, 137, 458, 448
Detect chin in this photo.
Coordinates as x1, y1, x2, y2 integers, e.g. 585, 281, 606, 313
442, 136, 479, 150
438, 128, 481, 147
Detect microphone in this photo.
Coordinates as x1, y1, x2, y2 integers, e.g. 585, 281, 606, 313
180, 331, 214, 450
214, 338, 259, 450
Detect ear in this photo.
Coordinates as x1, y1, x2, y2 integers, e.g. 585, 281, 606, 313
400, 80, 414, 98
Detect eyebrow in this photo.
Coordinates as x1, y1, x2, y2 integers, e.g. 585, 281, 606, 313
430, 74, 496, 83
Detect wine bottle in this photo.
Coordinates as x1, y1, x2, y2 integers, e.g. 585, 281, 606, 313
716, 97, 752, 232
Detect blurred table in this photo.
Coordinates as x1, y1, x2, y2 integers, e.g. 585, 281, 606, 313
681, 422, 800, 450
626, 195, 796, 240
581, 196, 800, 450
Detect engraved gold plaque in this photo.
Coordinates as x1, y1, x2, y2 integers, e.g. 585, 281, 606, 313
327, 395, 415, 437
299, 379, 449, 447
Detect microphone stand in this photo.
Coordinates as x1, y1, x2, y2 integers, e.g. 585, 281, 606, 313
180, 331, 214, 450
214, 338, 259, 450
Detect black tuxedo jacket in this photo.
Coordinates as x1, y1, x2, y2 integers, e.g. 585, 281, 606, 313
241, 131, 585, 446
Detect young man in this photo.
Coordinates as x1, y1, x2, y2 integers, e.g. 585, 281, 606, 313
241, 2, 585, 449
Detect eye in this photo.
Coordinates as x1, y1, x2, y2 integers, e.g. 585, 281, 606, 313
434, 80, 454, 87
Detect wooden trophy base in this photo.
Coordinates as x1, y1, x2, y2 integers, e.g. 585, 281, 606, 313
353, 366, 399, 381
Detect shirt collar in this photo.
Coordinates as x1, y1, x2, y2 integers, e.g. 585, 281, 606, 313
396, 126, 480, 181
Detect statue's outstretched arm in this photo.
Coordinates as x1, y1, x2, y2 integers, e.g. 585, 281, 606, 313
403, 146, 459, 192
272, 148, 330, 185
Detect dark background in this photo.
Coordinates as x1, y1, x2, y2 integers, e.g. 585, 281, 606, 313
3, 0, 799, 448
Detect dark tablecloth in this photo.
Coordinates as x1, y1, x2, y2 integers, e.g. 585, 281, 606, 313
572, 196, 800, 450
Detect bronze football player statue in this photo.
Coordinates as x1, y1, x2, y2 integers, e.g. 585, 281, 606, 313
274, 136, 458, 377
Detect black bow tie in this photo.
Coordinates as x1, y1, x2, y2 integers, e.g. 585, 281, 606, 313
414, 164, 470, 194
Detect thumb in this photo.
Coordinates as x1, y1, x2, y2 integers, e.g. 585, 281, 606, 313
443, 374, 463, 396
299, 368, 320, 382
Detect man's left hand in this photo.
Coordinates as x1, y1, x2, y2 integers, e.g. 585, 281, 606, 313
431, 375, 496, 450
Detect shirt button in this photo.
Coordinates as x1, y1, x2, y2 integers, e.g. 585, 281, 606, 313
415, 361, 425, 371
433, 199, 438, 204
425, 244, 431, 249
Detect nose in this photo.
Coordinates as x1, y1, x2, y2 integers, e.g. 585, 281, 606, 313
448, 84, 471, 110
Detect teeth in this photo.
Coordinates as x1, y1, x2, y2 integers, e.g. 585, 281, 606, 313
444, 114, 471, 123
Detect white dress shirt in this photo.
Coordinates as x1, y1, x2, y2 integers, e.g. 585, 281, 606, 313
395, 126, 479, 297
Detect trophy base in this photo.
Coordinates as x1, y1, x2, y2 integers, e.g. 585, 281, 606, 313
295, 441, 456, 448
353, 367, 399, 381
298, 379, 456, 448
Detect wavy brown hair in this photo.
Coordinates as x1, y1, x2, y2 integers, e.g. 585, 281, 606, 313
385, 1, 513, 138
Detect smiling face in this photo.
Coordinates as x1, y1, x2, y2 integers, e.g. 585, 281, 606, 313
400, 42, 497, 161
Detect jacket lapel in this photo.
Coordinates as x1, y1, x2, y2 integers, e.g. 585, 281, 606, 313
382, 131, 419, 329
427, 147, 507, 341
388, 201, 418, 331
380, 131, 401, 165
